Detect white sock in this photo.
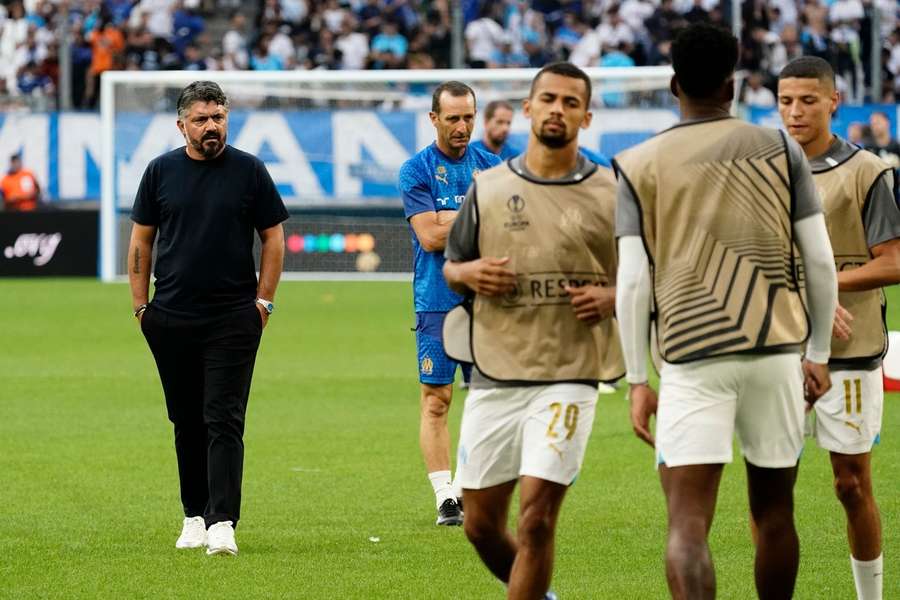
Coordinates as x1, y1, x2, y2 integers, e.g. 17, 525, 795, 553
851, 554, 883, 600
428, 470, 454, 507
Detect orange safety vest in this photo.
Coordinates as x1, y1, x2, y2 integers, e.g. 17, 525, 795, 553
1, 169, 39, 211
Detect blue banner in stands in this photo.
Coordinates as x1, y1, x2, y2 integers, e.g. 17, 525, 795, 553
0, 107, 681, 206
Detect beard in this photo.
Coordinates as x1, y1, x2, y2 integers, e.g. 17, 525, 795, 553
487, 132, 508, 147
191, 132, 226, 158
535, 121, 572, 149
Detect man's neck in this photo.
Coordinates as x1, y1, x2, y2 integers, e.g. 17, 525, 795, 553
436, 139, 465, 160
802, 132, 835, 160
523, 139, 578, 179
482, 136, 501, 154
678, 97, 731, 122
185, 145, 226, 161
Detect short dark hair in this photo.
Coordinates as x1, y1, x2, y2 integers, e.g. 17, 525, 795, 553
176, 81, 229, 119
672, 23, 738, 99
778, 56, 835, 87
484, 100, 513, 121
529, 62, 592, 105
431, 81, 476, 114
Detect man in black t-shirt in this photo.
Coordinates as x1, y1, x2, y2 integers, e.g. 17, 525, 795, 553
128, 80, 288, 557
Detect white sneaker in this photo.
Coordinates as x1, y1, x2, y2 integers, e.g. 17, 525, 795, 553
205, 521, 238, 556
175, 516, 207, 549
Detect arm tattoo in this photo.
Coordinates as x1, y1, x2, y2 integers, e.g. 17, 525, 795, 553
133, 247, 141, 274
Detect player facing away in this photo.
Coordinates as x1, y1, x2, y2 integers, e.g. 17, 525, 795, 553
443, 62, 623, 600
398, 81, 502, 525
613, 24, 839, 599
778, 56, 900, 600
470, 100, 521, 160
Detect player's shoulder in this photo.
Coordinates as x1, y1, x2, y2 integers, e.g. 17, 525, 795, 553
849, 143, 894, 174
467, 143, 503, 168
579, 146, 611, 168
222, 145, 267, 170
400, 144, 435, 178
469, 160, 513, 188
145, 147, 186, 175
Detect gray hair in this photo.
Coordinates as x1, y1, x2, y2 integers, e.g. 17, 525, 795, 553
176, 81, 229, 119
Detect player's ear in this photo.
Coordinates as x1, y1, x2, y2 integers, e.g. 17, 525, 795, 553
721, 76, 735, 103
830, 88, 840, 115
581, 110, 592, 130
176, 119, 185, 136
669, 75, 679, 99
429, 111, 439, 126
522, 98, 531, 118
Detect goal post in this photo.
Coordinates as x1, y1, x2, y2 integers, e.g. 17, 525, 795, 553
99, 67, 676, 282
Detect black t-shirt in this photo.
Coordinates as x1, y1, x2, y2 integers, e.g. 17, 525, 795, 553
131, 145, 289, 317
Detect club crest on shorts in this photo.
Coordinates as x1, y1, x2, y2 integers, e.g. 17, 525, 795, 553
421, 356, 434, 376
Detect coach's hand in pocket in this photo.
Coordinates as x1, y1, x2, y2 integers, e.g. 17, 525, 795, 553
255, 303, 269, 329
628, 383, 658, 447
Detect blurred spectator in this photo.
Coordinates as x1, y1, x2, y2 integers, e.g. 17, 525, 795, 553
597, 7, 635, 53
1, 153, 40, 212
743, 71, 776, 107
646, 0, 682, 43
17, 60, 52, 96
568, 19, 601, 67
263, 21, 294, 65
306, 28, 340, 69
600, 42, 636, 107
553, 12, 584, 57
358, 0, 384, 38
620, 0, 655, 35
0, 0, 897, 110
250, 37, 284, 70
336, 15, 369, 70
370, 20, 407, 69
322, 0, 348, 34
465, 4, 505, 68
280, 0, 308, 26
84, 18, 125, 108
172, 2, 205, 57
182, 44, 207, 70
865, 111, 900, 168
847, 121, 871, 146
129, 0, 175, 40
683, 0, 710, 24
222, 12, 249, 69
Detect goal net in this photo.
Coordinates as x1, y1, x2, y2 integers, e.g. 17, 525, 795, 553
99, 67, 676, 282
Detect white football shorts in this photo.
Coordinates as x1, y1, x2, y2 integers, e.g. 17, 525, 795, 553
808, 367, 883, 454
656, 352, 805, 469
455, 383, 597, 489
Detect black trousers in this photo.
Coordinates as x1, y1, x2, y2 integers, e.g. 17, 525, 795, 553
141, 303, 262, 528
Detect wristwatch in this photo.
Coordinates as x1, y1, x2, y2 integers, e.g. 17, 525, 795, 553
256, 298, 274, 315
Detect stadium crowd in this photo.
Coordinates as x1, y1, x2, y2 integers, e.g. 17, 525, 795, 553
2, 0, 900, 109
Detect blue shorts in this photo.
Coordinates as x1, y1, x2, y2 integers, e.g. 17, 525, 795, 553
415, 311, 472, 386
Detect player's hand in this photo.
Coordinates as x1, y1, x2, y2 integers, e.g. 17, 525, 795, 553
255, 303, 269, 329
802, 359, 831, 404
564, 284, 615, 325
832, 304, 853, 340
461, 257, 517, 296
628, 383, 658, 447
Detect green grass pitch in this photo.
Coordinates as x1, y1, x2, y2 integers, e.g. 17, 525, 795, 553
1, 279, 897, 599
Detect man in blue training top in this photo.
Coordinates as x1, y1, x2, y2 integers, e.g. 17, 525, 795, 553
399, 81, 502, 526
470, 100, 520, 160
